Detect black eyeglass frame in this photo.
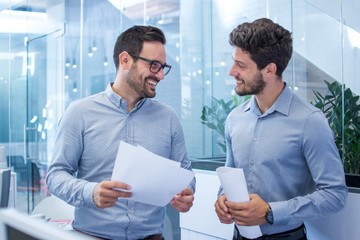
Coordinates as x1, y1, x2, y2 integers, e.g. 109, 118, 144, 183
129, 53, 172, 75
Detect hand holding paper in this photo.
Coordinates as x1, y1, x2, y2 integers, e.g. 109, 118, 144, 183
170, 187, 194, 213
216, 167, 262, 239
111, 141, 195, 207
93, 181, 132, 209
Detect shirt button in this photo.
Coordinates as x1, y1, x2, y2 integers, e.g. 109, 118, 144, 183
250, 160, 254, 165
253, 137, 258, 141
128, 231, 131, 234
128, 209, 132, 213
249, 184, 254, 188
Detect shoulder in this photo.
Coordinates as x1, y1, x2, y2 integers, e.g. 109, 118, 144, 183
66, 91, 106, 113
59, 92, 107, 126
228, 98, 252, 119
147, 99, 178, 116
291, 94, 321, 114
290, 94, 327, 122
146, 100, 182, 129
289, 95, 331, 134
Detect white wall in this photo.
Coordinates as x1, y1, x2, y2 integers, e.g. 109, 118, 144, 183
305, 191, 360, 240
180, 170, 233, 240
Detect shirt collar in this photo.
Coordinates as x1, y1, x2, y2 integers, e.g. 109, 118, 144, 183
246, 82, 293, 117
105, 82, 147, 110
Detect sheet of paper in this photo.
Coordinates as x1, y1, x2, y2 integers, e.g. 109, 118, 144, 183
111, 141, 195, 207
216, 166, 262, 239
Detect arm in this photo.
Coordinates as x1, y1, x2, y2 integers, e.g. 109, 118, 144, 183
169, 115, 196, 212
215, 118, 236, 223
271, 111, 348, 225
46, 103, 131, 208
46, 103, 94, 207
215, 120, 269, 226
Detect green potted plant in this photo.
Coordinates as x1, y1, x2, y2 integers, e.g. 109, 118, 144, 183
311, 80, 360, 188
200, 95, 251, 154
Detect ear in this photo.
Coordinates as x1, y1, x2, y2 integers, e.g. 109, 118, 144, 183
264, 63, 277, 76
119, 51, 132, 70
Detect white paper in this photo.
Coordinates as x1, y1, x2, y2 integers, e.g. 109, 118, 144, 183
111, 141, 195, 207
216, 166, 262, 239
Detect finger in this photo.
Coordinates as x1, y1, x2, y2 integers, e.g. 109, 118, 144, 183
173, 193, 194, 203
178, 188, 193, 196
99, 186, 132, 198
215, 204, 234, 224
226, 201, 248, 211
217, 195, 229, 212
215, 199, 233, 222
102, 181, 131, 191
97, 201, 117, 209
171, 199, 192, 213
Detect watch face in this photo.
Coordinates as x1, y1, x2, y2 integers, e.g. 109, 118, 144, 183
266, 208, 274, 224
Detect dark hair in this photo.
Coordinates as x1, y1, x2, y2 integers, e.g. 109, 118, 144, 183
113, 25, 166, 70
229, 18, 292, 77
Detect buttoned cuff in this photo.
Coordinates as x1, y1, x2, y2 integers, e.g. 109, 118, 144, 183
82, 182, 98, 208
218, 187, 225, 198
269, 201, 290, 225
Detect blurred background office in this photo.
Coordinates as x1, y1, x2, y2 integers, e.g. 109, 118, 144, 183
0, 0, 359, 239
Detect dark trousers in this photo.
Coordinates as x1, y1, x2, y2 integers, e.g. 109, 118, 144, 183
233, 224, 307, 240
75, 229, 164, 240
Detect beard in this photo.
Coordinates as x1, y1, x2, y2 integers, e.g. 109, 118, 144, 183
126, 64, 157, 99
235, 71, 266, 96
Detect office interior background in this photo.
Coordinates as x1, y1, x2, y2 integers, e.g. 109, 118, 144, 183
0, 0, 359, 239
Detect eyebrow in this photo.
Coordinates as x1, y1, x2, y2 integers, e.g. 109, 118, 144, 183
232, 57, 247, 67
145, 56, 166, 65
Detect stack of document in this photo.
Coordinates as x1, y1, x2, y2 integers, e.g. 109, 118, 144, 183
111, 141, 195, 207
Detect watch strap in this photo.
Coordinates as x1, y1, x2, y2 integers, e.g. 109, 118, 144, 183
265, 205, 274, 224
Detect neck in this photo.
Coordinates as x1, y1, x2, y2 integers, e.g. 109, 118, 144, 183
255, 80, 285, 114
112, 73, 143, 112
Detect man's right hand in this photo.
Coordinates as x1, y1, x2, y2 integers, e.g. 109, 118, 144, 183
93, 181, 132, 208
215, 194, 234, 224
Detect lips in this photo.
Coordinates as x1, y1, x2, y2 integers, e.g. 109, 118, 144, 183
236, 79, 244, 86
146, 77, 159, 90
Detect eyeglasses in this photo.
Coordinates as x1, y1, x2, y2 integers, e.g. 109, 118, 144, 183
129, 54, 172, 76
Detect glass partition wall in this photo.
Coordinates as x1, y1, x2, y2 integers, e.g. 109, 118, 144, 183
0, 0, 65, 213
0, 0, 359, 234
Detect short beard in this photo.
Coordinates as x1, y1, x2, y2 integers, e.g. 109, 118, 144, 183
235, 71, 266, 96
126, 64, 156, 99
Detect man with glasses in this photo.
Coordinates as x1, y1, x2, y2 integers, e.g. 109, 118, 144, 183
47, 25, 195, 240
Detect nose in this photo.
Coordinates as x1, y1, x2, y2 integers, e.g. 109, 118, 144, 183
229, 63, 238, 77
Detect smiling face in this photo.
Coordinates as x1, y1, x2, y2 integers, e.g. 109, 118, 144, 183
229, 47, 266, 96
126, 41, 166, 99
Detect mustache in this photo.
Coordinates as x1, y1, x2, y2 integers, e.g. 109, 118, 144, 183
235, 76, 244, 82
146, 76, 160, 82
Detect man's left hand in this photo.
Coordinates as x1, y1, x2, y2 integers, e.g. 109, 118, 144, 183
170, 188, 194, 213
225, 194, 269, 226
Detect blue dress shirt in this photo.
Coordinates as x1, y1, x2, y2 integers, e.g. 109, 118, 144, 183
223, 84, 347, 235
46, 83, 195, 240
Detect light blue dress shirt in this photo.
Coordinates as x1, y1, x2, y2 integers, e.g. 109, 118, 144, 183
46, 83, 195, 240
223, 84, 347, 235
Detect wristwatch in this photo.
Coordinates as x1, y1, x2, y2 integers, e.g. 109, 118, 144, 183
265, 206, 274, 225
